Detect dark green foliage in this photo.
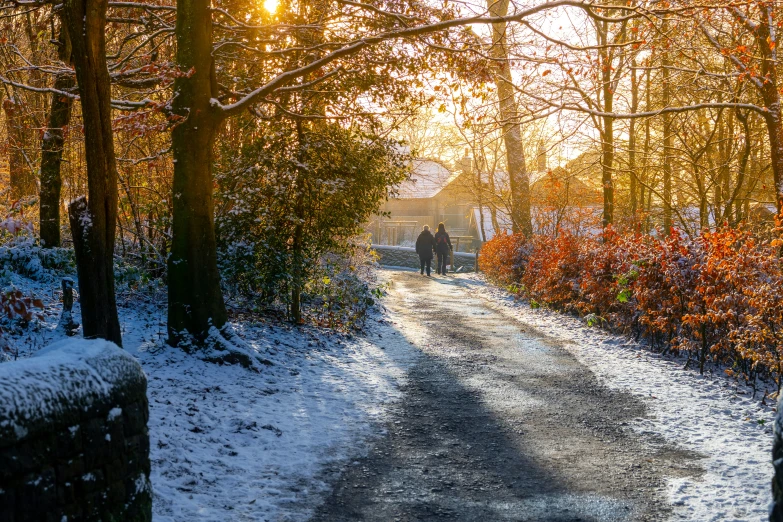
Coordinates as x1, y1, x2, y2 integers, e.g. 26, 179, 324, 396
215, 121, 408, 319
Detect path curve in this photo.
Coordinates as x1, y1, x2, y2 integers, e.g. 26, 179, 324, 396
312, 270, 702, 522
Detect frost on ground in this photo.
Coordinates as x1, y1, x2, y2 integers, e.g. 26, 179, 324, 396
4, 257, 775, 521
134, 315, 418, 522
464, 273, 773, 522
0, 267, 419, 521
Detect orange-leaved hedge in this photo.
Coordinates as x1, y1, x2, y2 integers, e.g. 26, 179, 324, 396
479, 228, 783, 388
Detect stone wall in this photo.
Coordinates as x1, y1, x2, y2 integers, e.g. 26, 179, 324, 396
0, 339, 151, 522
372, 245, 476, 271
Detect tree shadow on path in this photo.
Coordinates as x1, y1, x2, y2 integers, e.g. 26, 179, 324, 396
310, 271, 702, 522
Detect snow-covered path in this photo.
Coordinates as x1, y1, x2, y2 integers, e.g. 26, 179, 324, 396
309, 269, 773, 521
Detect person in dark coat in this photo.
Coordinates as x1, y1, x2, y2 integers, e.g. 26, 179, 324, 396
434, 222, 452, 275
415, 225, 435, 276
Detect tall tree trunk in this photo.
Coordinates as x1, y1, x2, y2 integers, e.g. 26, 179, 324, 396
41, 27, 74, 248
661, 24, 673, 234
755, 35, 783, 220
642, 66, 651, 232
481, 152, 502, 233
722, 108, 735, 223
289, 119, 309, 324
714, 103, 725, 222
698, 167, 709, 230
729, 109, 751, 225
739, 8, 783, 221
602, 119, 615, 228
765, 108, 783, 220
167, 0, 227, 345
629, 57, 638, 219
290, 194, 305, 324
696, 111, 714, 230
599, 20, 616, 228
488, 0, 531, 236
475, 166, 489, 241
662, 119, 673, 233
711, 6, 783, 225
705, 136, 717, 228
62, 0, 121, 345
39, 73, 74, 247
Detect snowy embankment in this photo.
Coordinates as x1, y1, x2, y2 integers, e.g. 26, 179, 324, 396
2, 268, 419, 521
465, 273, 773, 522
133, 314, 418, 521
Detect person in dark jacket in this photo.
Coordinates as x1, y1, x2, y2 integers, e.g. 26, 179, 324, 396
415, 225, 436, 276
434, 222, 452, 275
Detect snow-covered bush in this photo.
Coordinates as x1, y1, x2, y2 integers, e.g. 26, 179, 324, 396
113, 257, 163, 295
214, 120, 408, 323
302, 242, 383, 329
0, 235, 73, 281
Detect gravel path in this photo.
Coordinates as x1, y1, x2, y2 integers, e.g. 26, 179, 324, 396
312, 270, 703, 522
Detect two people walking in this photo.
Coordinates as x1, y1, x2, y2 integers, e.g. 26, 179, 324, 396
415, 223, 452, 276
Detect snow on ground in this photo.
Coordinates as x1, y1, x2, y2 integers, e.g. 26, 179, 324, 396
464, 273, 773, 522
0, 268, 419, 521
3, 256, 775, 521
130, 313, 419, 522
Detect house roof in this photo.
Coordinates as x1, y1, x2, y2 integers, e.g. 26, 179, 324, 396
394, 159, 460, 199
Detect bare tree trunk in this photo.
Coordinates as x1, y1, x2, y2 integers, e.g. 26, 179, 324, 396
290, 207, 304, 324
39, 72, 74, 247
752, 17, 783, 220
598, 20, 616, 228
474, 162, 489, 241
698, 172, 709, 230
705, 140, 717, 228
62, 0, 121, 346
41, 24, 73, 248
764, 106, 783, 220
601, 119, 615, 227
289, 119, 309, 324
722, 109, 735, 223
488, 0, 531, 236
713, 103, 725, 223
729, 8, 783, 223
481, 152, 502, 233
629, 57, 638, 219
167, 0, 228, 345
661, 25, 673, 234
642, 67, 651, 232
728, 109, 752, 225
695, 111, 713, 230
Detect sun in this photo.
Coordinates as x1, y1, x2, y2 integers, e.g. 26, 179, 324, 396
263, 0, 278, 13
